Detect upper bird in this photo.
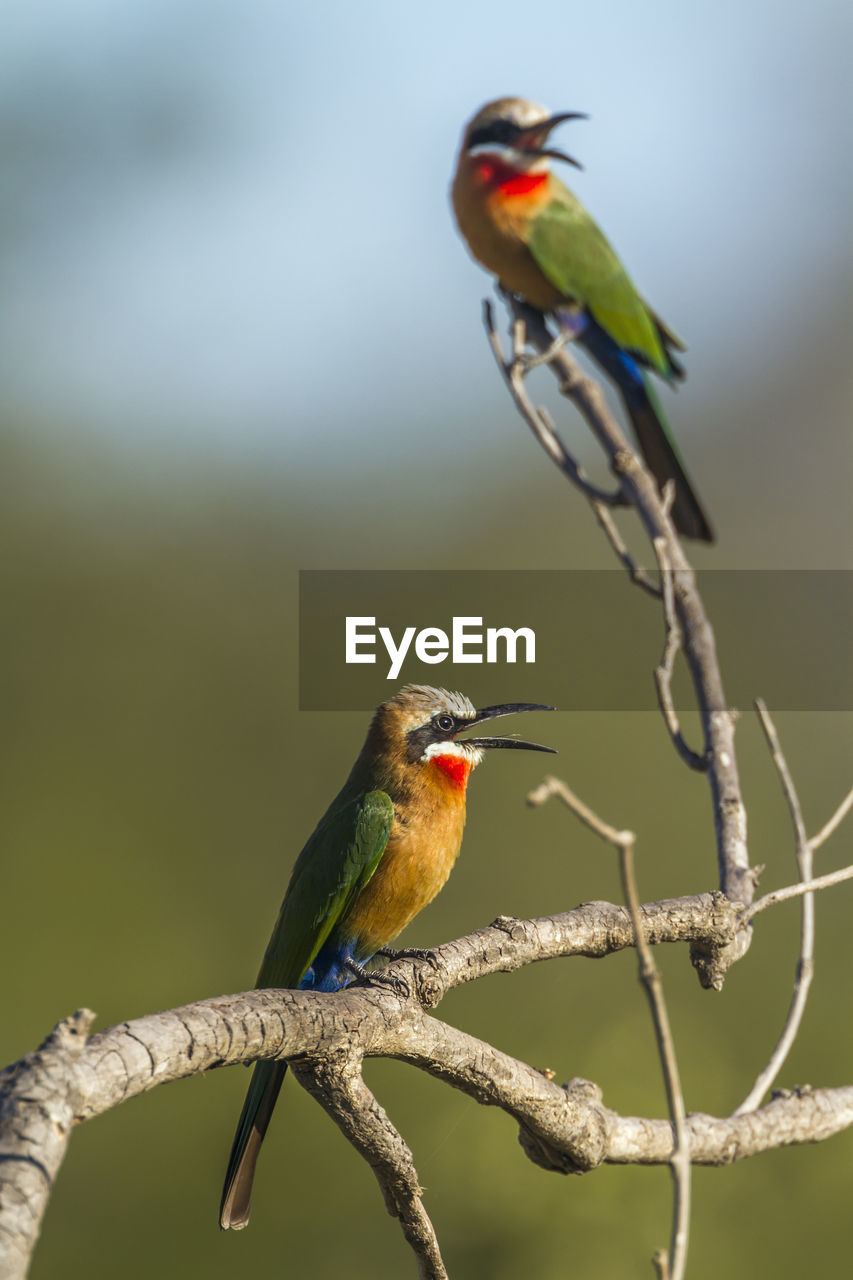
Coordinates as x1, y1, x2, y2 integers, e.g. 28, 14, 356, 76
452, 96, 713, 542
219, 684, 555, 1231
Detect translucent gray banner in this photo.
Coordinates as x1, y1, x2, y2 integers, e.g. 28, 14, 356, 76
299, 570, 852, 711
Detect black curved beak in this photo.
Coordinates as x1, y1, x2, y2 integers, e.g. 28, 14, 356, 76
460, 702, 557, 754
517, 111, 587, 170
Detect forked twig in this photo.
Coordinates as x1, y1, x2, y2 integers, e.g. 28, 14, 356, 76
528, 775, 691, 1280
810, 785, 853, 852
745, 781, 853, 915
747, 863, 853, 918
484, 299, 662, 598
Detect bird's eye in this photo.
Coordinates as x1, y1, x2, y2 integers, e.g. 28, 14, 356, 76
435, 715, 455, 734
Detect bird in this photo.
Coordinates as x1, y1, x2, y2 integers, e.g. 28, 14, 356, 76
219, 683, 555, 1230
451, 96, 714, 542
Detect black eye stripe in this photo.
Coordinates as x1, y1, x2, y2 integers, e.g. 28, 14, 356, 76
467, 120, 519, 150
405, 714, 469, 762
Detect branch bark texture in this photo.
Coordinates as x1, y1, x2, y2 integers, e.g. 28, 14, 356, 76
2, 895, 850, 1278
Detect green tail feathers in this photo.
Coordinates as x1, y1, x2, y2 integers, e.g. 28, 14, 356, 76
219, 1061, 288, 1230
630, 375, 714, 543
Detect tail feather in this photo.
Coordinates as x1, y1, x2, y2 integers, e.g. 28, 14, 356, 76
219, 1061, 288, 1230
627, 379, 714, 543
576, 317, 714, 543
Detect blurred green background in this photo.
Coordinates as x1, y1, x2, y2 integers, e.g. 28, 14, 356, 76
2, 1, 852, 1276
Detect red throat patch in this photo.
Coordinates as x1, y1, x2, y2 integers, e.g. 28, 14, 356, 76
429, 754, 472, 791
497, 171, 549, 197
474, 157, 548, 199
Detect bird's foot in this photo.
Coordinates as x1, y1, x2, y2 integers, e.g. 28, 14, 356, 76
343, 957, 371, 983
377, 945, 436, 964
344, 957, 410, 1000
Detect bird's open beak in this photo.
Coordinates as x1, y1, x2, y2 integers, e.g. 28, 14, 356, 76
459, 702, 557, 754
517, 111, 587, 170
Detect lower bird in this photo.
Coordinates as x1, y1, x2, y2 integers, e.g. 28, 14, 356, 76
452, 96, 713, 542
219, 683, 555, 1230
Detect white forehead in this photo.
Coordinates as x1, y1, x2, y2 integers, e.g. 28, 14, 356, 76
501, 98, 550, 127
392, 684, 477, 723
473, 97, 551, 130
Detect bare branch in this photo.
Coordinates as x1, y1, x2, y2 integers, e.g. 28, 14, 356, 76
746, 864, 853, 918
527, 774, 634, 846
1, 881, 849, 1277
754, 700, 811, 858
291, 1058, 446, 1280
735, 701, 814, 1114
384, 1013, 853, 1173
606, 1085, 853, 1163
528, 774, 690, 1280
484, 300, 662, 598
0, 1010, 95, 1280
653, 538, 707, 771
406, 895, 740, 1007
0, 896, 734, 1278
486, 295, 752, 988
809, 784, 853, 852
619, 840, 691, 1280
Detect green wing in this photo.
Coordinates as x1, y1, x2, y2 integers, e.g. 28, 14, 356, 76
220, 788, 393, 1230
256, 788, 394, 989
527, 180, 670, 377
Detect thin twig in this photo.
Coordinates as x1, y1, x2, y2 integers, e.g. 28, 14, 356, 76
809, 785, 853, 852
528, 775, 691, 1280
484, 300, 662, 598
618, 838, 691, 1280
591, 505, 665, 598
746, 863, 853, 919
653, 1249, 671, 1280
485, 302, 624, 506
652, 538, 707, 771
735, 701, 815, 1114
527, 775, 634, 845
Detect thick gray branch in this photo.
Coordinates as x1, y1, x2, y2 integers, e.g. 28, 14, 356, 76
1, 891, 846, 1278
291, 1057, 447, 1280
607, 1086, 853, 1164
416, 893, 741, 1001
0, 1011, 96, 1280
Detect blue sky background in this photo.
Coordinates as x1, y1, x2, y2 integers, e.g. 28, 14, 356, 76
1, 0, 850, 470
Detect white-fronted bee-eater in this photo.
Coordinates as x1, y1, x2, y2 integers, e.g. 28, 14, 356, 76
220, 684, 555, 1230
452, 96, 713, 542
